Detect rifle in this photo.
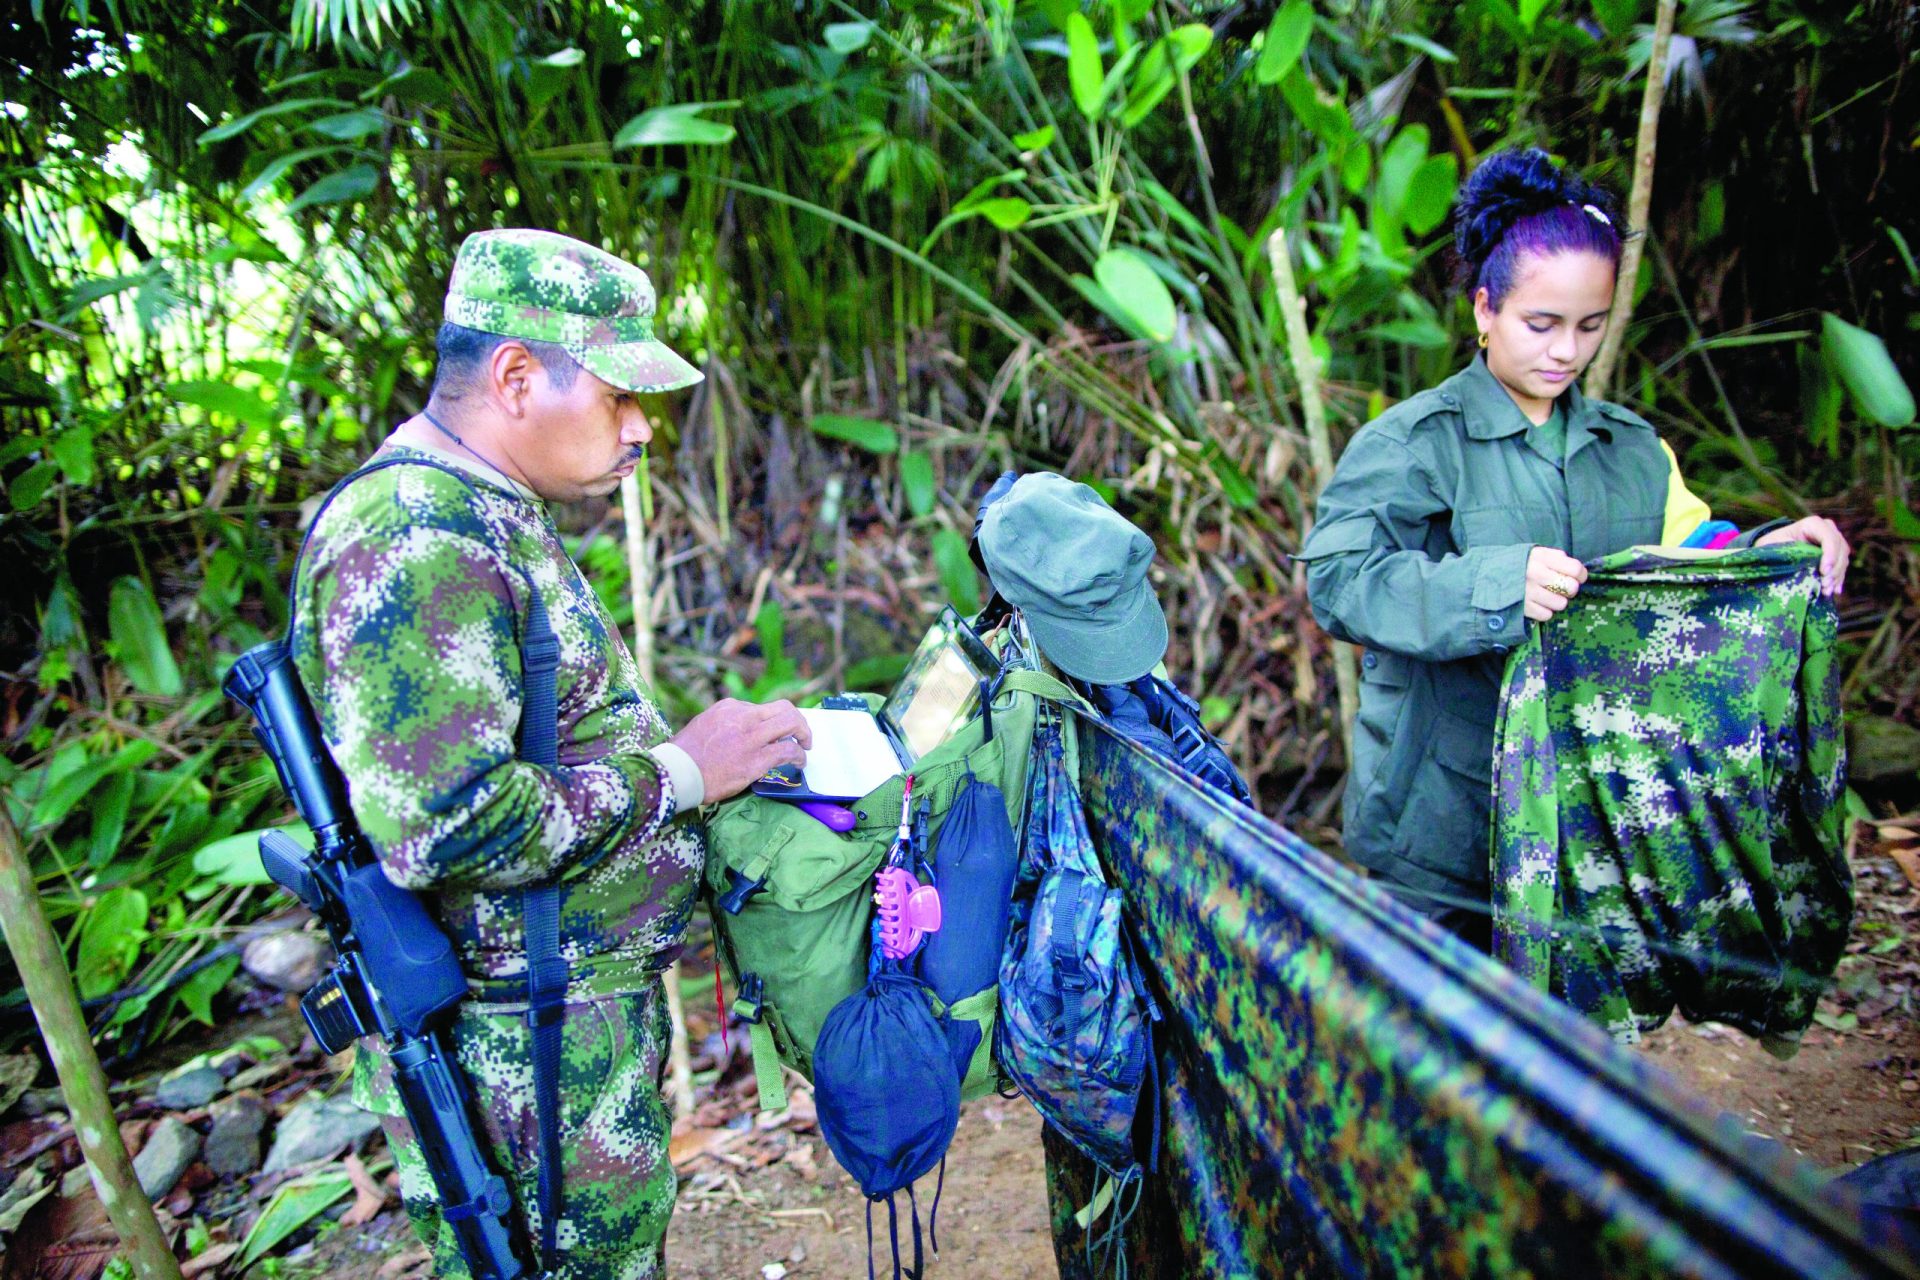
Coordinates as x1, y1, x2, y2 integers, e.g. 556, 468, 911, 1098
225, 639, 532, 1280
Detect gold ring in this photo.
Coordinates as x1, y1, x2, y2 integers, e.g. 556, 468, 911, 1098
1546, 580, 1573, 598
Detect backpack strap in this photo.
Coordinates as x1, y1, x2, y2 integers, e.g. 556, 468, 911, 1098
993, 668, 1095, 714
293, 453, 570, 1270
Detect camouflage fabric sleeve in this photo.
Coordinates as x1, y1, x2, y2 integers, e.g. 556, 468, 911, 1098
1300, 429, 1530, 663
308, 522, 669, 891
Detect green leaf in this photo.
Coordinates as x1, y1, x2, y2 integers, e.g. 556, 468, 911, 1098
1390, 31, 1458, 62
48, 426, 94, 486
168, 380, 277, 429
1365, 317, 1452, 348
1822, 313, 1916, 428
1340, 144, 1372, 193
1884, 497, 1920, 542
286, 163, 379, 214
612, 101, 740, 148
974, 198, 1032, 231
899, 451, 936, 518
1092, 249, 1177, 343
1255, 0, 1315, 85
1518, 0, 1554, 31
1375, 124, 1430, 222
174, 955, 240, 1026
30, 742, 157, 833
808, 415, 899, 454
1012, 125, 1056, 150
930, 527, 982, 615
1403, 153, 1459, 236
1066, 13, 1105, 118
845, 653, 913, 689
8, 460, 57, 511
239, 1173, 356, 1269
197, 98, 351, 145
824, 21, 874, 52
75, 887, 148, 1000
304, 109, 384, 140
1119, 26, 1210, 127
535, 46, 585, 67
89, 771, 135, 868
1204, 445, 1258, 509
107, 576, 183, 697
193, 824, 310, 886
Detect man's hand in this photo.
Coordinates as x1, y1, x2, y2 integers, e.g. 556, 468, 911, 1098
1524, 547, 1588, 622
1755, 516, 1850, 597
669, 698, 812, 804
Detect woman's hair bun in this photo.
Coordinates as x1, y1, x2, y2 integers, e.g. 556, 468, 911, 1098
1450, 148, 1622, 290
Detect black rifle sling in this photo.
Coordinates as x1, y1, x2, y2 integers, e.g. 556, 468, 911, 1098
295, 454, 568, 1272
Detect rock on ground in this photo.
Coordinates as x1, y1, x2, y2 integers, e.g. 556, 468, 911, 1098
155, 1065, 224, 1110
242, 931, 330, 993
205, 1090, 270, 1178
134, 1116, 202, 1199
263, 1094, 380, 1174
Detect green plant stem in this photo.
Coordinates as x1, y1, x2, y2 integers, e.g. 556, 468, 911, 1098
1265, 229, 1356, 761
0, 807, 182, 1280
1588, 0, 1677, 399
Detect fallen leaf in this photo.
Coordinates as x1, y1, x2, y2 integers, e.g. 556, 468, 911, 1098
339, 1152, 388, 1227
668, 1126, 741, 1169
181, 1241, 242, 1278
1887, 844, 1920, 892
0, 1054, 40, 1117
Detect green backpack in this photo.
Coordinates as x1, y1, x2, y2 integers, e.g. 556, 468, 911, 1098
704, 668, 1084, 1112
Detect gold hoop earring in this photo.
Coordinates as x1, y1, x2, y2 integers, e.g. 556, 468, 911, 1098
1477, 332, 1490, 350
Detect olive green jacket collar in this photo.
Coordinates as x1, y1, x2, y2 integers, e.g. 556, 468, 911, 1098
1451, 356, 1630, 463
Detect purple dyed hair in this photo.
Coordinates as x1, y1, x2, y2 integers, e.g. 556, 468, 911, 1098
1450, 149, 1625, 309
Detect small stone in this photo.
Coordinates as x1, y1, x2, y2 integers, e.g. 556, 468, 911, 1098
155, 1066, 224, 1111
241, 931, 330, 993
760, 1265, 788, 1280
262, 1094, 380, 1174
204, 1091, 270, 1178
133, 1116, 202, 1199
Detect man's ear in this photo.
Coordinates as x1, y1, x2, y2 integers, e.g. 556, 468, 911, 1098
486, 340, 537, 417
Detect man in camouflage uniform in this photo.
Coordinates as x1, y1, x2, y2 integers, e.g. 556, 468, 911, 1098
292, 229, 812, 1279
1491, 544, 1851, 1056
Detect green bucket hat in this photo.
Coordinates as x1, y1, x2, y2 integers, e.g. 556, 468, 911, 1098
978, 473, 1168, 684
443, 228, 702, 394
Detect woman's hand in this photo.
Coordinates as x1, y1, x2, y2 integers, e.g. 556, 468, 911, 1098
1524, 547, 1589, 622
1755, 516, 1850, 597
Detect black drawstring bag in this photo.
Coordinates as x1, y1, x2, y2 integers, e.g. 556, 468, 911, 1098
918, 771, 1018, 1078
812, 966, 961, 1279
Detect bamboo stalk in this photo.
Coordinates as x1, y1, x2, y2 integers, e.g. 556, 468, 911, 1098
1265, 229, 1358, 763
621, 467, 695, 1121
0, 807, 181, 1280
1586, 0, 1680, 400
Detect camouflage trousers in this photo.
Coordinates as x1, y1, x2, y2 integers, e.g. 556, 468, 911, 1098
354, 980, 677, 1280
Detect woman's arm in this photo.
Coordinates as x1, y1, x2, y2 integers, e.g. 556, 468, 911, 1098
1298, 429, 1582, 660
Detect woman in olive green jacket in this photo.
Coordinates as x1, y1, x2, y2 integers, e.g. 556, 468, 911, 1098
1299, 149, 1850, 949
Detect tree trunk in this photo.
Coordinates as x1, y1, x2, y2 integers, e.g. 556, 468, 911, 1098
621, 466, 696, 1121
1265, 229, 1358, 764
1587, 0, 1681, 400
0, 808, 182, 1280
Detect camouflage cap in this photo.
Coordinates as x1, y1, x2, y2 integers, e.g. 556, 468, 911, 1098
443, 229, 702, 394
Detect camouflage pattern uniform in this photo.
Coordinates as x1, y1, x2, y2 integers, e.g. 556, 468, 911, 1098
1491, 545, 1851, 1052
291, 230, 702, 1279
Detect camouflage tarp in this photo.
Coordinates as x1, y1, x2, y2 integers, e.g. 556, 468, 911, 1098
1490, 545, 1851, 1051
1040, 718, 1908, 1279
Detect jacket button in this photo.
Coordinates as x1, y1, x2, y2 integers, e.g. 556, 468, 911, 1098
1363, 652, 1379, 670
1487, 614, 1505, 632
1493, 644, 1509, 655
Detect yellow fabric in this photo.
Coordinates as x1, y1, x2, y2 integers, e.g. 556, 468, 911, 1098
1658, 441, 1714, 547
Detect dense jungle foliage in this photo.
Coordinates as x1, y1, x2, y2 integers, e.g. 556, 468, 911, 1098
2, 0, 1916, 1058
